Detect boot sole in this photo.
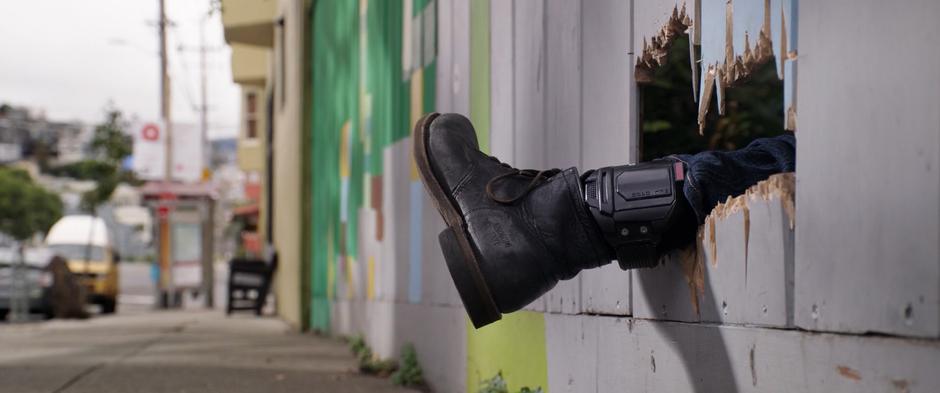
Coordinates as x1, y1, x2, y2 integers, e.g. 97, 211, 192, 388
413, 113, 502, 328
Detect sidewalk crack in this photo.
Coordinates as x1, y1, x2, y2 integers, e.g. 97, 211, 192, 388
50, 320, 192, 393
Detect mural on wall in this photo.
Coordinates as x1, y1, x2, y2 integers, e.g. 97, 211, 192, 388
309, 0, 434, 331
309, 1, 551, 390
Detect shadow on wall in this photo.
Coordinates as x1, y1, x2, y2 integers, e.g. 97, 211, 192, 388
636, 253, 739, 392
634, 22, 788, 393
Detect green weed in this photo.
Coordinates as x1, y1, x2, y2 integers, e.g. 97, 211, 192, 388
478, 371, 542, 393
391, 344, 425, 387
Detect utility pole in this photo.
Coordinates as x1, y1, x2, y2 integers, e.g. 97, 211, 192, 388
159, 0, 172, 179
199, 15, 214, 309
158, 0, 175, 308
199, 16, 209, 174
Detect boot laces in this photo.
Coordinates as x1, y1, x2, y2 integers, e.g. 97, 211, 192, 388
484, 156, 561, 204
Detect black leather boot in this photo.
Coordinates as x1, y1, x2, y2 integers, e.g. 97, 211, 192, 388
414, 113, 614, 327
415, 113, 694, 327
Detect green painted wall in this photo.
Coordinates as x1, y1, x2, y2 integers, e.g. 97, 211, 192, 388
466, 312, 549, 392
310, 0, 357, 331
309, 0, 427, 331
470, 0, 490, 153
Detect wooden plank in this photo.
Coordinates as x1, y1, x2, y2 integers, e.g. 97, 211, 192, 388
544, 314, 598, 392
794, 0, 940, 338
512, 0, 546, 170
393, 302, 467, 393
385, 140, 413, 304
451, 0, 471, 116
632, 251, 701, 322
543, 0, 583, 315
489, 0, 514, 164
590, 317, 940, 393
635, 182, 793, 327
743, 197, 793, 327
420, 189, 461, 307
701, 211, 748, 324
402, 0, 414, 76
331, 300, 468, 393
544, 0, 582, 169
580, 0, 633, 316
363, 300, 397, 357
633, 0, 688, 63
730, 0, 764, 61
435, 0, 454, 112
513, 0, 547, 313
580, 0, 635, 173
422, 0, 436, 68
357, 208, 378, 301
411, 9, 422, 77
595, 317, 633, 392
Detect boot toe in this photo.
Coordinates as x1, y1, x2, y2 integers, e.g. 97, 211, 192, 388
429, 113, 480, 151
426, 113, 482, 193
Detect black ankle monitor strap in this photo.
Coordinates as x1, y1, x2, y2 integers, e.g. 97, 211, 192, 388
582, 160, 685, 269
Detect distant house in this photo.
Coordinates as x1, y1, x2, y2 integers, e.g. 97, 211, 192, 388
0, 104, 92, 165
54, 123, 93, 165
0, 105, 30, 163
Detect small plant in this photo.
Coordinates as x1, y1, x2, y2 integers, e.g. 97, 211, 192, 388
478, 372, 543, 393
478, 372, 509, 393
348, 334, 398, 377
391, 344, 425, 387
349, 334, 367, 357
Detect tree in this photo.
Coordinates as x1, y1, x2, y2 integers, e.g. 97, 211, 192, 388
0, 167, 63, 241
79, 106, 135, 213
90, 106, 132, 164
0, 166, 64, 322
45, 160, 116, 180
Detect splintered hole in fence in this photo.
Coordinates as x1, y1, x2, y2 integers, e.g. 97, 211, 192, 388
638, 35, 786, 162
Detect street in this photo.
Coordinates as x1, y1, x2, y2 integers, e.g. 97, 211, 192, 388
117, 262, 157, 312
0, 263, 417, 393
0, 310, 418, 393
117, 261, 229, 313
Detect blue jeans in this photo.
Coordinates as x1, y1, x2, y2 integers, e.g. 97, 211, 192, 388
673, 134, 796, 223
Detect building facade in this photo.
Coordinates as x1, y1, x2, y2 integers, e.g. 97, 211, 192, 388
222, 5, 272, 249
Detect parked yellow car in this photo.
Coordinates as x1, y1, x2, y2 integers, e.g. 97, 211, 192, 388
46, 215, 119, 313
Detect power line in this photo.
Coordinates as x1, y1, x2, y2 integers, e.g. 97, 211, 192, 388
168, 25, 201, 114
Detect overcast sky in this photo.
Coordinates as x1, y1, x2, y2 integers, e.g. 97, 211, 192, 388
0, 0, 240, 139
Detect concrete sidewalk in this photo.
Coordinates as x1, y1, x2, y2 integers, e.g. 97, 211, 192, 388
0, 311, 419, 393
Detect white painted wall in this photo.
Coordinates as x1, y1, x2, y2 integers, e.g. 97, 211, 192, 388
327, 0, 940, 391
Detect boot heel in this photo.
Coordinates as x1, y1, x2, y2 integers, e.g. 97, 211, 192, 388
438, 226, 501, 328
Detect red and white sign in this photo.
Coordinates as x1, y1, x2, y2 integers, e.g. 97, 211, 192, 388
170, 123, 203, 183
156, 204, 171, 220
131, 121, 204, 183
141, 123, 160, 141
132, 121, 166, 180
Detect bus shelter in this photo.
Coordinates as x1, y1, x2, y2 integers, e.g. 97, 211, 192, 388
141, 181, 217, 309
